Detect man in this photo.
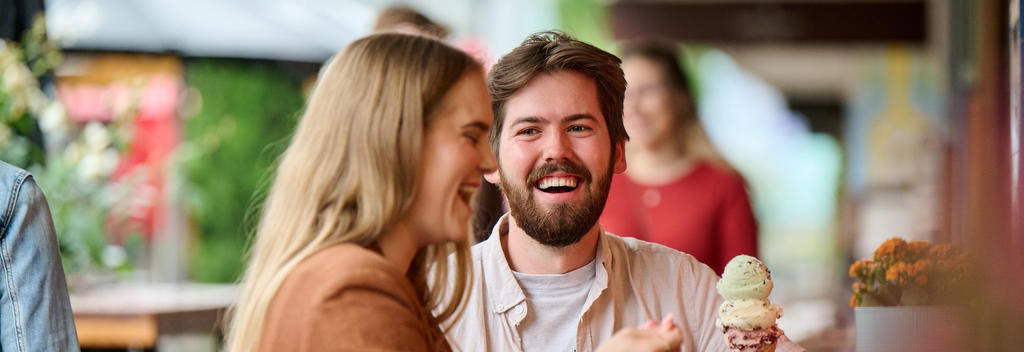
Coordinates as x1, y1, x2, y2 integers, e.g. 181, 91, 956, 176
0, 160, 80, 351
445, 31, 804, 352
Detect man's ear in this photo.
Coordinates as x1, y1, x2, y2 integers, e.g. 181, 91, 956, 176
613, 141, 627, 174
484, 168, 501, 184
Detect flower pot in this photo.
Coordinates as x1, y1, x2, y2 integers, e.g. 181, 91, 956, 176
854, 306, 967, 352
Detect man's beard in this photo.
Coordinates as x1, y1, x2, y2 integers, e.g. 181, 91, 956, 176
500, 158, 613, 248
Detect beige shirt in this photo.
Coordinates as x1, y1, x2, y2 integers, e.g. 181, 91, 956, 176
444, 215, 805, 352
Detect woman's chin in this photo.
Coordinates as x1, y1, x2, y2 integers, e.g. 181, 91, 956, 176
442, 225, 470, 244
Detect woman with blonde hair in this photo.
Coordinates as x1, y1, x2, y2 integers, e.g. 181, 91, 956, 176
227, 33, 682, 351
225, 33, 491, 351
601, 41, 758, 275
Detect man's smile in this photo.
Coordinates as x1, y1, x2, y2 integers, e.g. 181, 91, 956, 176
535, 175, 581, 193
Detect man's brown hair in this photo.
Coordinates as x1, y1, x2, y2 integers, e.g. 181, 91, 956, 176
487, 31, 628, 154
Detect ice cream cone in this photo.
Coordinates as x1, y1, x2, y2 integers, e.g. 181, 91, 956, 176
751, 339, 777, 352
717, 255, 785, 352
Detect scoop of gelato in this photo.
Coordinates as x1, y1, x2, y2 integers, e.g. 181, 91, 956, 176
717, 255, 773, 301
715, 299, 783, 331
723, 326, 782, 352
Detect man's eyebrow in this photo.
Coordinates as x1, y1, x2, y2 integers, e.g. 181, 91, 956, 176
564, 113, 598, 123
509, 116, 544, 128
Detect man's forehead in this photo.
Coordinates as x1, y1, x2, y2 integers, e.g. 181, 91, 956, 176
502, 71, 603, 127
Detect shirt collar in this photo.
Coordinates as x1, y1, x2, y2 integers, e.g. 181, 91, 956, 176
480, 214, 615, 314
481, 214, 526, 314
586, 230, 610, 311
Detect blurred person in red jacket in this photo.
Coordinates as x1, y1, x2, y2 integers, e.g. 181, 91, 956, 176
600, 41, 758, 275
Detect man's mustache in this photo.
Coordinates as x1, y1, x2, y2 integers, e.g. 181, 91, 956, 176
525, 161, 592, 187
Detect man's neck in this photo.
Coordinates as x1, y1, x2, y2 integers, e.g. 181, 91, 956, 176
501, 216, 601, 274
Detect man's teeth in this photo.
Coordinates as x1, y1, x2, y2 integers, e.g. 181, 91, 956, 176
538, 176, 578, 190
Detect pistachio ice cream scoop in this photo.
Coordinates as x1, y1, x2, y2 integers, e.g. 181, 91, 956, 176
717, 255, 774, 301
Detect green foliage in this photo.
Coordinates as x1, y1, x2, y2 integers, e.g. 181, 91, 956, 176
3, 15, 131, 282
555, 0, 705, 102
557, 0, 618, 54
1, 14, 52, 168
181, 59, 304, 283
32, 152, 108, 271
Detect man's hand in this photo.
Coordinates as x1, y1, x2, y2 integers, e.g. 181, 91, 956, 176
596, 313, 683, 352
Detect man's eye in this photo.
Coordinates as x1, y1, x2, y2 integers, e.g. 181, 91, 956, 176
568, 125, 591, 132
517, 128, 539, 136
465, 134, 479, 144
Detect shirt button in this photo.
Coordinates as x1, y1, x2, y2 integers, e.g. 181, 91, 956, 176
643, 189, 661, 207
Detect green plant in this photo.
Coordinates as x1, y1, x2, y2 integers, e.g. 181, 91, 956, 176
2, 15, 140, 281
180, 59, 304, 283
1, 14, 57, 167
850, 237, 971, 307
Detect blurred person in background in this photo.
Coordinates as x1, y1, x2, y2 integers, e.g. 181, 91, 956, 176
225, 33, 679, 352
373, 4, 449, 39
0, 160, 80, 351
600, 41, 757, 275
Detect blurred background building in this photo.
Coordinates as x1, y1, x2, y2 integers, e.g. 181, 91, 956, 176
2, 0, 1022, 351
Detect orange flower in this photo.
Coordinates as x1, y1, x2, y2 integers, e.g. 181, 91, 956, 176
913, 259, 933, 273
851, 238, 972, 306
874, 237, 908, 261
907, 241, 931, 258
916, 275, 928, 285
886, 262, 910, 283
850, 259, 873, 278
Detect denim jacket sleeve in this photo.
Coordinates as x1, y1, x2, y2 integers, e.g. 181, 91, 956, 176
0, 162, 80, 352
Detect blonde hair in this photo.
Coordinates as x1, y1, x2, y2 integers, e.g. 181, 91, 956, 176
225, 33, 480, 351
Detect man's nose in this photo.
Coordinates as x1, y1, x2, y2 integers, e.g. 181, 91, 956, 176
542, 130, 573, 163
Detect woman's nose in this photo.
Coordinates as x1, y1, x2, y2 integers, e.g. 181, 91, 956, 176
478, 142, 497, 173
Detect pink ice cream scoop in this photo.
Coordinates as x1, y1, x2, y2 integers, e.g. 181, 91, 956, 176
723, 325, 783, 352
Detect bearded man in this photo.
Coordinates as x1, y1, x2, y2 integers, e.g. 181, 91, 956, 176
444, 31, 805, 352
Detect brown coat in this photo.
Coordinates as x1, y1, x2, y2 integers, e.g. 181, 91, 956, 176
258, 243, 451, 351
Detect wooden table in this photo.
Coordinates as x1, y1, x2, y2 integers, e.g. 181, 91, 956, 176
70, 283, 237, 350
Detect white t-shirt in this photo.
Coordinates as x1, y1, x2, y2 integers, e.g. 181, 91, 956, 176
512, 259, 597, 352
